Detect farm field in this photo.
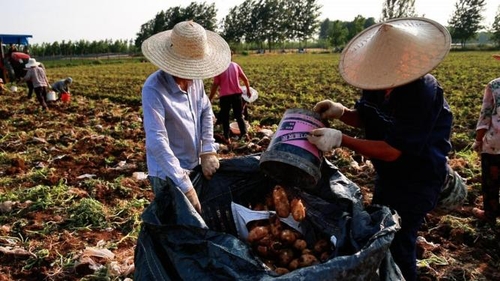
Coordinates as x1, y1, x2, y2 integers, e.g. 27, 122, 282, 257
0, 51, 499, 280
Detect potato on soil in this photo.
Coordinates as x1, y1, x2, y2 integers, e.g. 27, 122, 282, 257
273, 185, 290, 218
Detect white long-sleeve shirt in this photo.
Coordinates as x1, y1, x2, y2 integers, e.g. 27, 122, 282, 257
142, 70, 216, 192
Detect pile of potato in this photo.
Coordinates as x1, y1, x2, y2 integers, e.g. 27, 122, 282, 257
246, 185, 333, 275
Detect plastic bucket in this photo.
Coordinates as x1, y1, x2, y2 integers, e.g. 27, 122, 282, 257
61, 92, 70, 102
259, 108, 325, 189
230, 121, 250, 135
46, 91, 57, 101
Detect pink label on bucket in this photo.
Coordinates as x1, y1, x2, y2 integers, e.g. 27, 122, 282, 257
272, 113, 325, 157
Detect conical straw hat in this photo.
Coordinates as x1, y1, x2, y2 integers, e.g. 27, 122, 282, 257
339, 17, 451, 90
142, 20, 231, 79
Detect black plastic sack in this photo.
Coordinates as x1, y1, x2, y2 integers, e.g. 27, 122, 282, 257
134, 155, 403, 280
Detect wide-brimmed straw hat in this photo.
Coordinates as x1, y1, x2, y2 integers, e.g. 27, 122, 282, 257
141, 20, 231, 79
25, 58, 41, 68
339, 17, 451, 90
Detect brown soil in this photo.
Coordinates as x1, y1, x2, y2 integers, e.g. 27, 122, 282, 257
0, 91, 498, 280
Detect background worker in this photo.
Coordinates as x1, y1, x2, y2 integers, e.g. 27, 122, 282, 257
209, 51, 251, 143
23, 58, 50, 110
471, 54, 500, 226
307, 18, 453, 281
51, 77, 73, 97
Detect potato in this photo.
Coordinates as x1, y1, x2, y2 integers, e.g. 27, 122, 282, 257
301, 248, 313, 255
269, 215, 283, 237
293, 239, 307, 251
298, 253, 319, 268
264, 259, 276, 271
274, 267, 289, 275
313, 238, 330, 254
290, 198, 306, 222
278, 248, 295, 267
257, 245, 269, 257
320, 251, 330, 263
247, 226, 269, 243
288, 258, 300, 271
257, 236, 272, 246
273, 185, 290, 218
269, 240, 284, 256
280, 229, 297, 245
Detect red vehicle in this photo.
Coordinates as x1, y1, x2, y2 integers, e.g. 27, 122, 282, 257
1, 34, 32, 83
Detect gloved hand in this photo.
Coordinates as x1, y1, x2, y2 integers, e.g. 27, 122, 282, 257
200, 152, 219, 179
307, 128, 343, 152
313, 100, 346, 120
472, 140, 482, 153
184, 188, 201, 214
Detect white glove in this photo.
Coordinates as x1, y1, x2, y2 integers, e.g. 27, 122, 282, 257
307, 128, 343, 152
472, 140, 482, 153
313, 100, 346, 120
200, 152, 219, 179
184, 188, 201, 214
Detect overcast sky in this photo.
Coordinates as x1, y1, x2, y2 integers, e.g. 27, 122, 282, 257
2, 0, 498, 44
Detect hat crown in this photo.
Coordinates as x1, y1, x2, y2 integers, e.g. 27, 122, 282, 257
339, 17, 451, 90
170, 21, 208, 60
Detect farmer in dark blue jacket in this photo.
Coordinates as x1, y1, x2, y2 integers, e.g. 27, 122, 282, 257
307, 18, 453, 281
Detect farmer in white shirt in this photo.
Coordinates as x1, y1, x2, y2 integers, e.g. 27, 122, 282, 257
141, 21, 231, 214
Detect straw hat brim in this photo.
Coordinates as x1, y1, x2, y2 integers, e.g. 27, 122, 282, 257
142, 29, 231, 80
25, 61, 41, 68
339, 17, 451, 90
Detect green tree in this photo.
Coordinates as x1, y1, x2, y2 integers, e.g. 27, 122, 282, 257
448, 0, 486, 47
329, 20, 348, 50
318, 18, 331, 40
492, 5, 500, 47
221, 6, 245, 44
135, 2, 217, 48
346, 15, 367, 41
285, 0, 321, 47
258, 0, 287, 51
381, 0, 417, 21
364, 17, 377, 28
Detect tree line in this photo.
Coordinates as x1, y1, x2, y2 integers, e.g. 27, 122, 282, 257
26, 0, 500, 58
